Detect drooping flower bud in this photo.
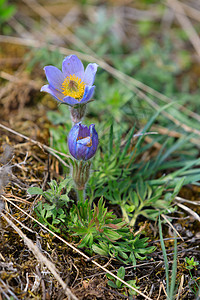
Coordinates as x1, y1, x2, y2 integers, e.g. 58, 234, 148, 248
68, 123, 98, 161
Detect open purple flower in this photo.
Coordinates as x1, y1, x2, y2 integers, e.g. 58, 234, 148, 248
68, 123, 98, 161
41, 55, 98, 107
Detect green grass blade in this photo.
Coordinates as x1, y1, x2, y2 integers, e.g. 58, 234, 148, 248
120, 124, 136, 161
169, 234, 177, 300
158, 216, 170, 297
109, 124, 113, 155
135, 103, 173, 149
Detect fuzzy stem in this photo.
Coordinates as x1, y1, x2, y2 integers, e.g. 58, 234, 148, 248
77, 189, 85, 202
70, 104, 86, 124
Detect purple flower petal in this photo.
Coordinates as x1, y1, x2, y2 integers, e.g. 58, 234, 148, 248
76, 144, 87, 160
83, 63, 98, 85
68, 124, 79, 158
62, 96, 80, 106
80, 85, 95, 104
77, 124, 90, 138
40, 84, 65, 102
62, 55, 84, 80
85, 124, 98, 160
90, 124, 98, 146
44, 66, 65, 92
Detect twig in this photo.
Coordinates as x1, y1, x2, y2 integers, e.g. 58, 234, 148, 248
176, 203, 200, 222
1, 212, 79, 300
180, 3, 200, 23
5, 210, 35, 233
175, 196, 200, 206
176, 274, 184, 300
166, 0, 200, 57
0, 278, 19, 300
161, 214, 184, 241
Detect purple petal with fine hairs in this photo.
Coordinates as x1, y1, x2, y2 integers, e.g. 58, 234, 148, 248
77, 123, 90, 138
40, 84, 65, 102
85, 124, 98, 160
67, 123, 80, 159
44, 66, 65, 92
83, 63, 98, 85
90, 124, 99, 147
62, 55, 84, 80
80, 85, 95, 104
76, 144, 88, 160
62, 96, 80, 106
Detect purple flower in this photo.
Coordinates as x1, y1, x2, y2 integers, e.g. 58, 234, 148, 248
41, 55, 98, 107
68, 123, 98, 161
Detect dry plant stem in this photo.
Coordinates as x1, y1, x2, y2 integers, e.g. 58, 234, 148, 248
3, 197, 153, 300
176, 202, 200, 222
166, 0, 200, 57
0, 123, 70, 167
176, 274, 184, 300
161, 214, 184, 241
175, 196, 200, 206
181, 3, 200, 22
1, 212, 79, 300
0, 278, 18, 300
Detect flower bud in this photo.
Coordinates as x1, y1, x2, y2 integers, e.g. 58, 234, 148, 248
68, 123, 98, 161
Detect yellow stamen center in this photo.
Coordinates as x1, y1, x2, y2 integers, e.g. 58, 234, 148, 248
61, 74, 85, 100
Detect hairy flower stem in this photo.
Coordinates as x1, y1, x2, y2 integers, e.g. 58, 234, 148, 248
72, 160, 91, 202
77, 189, 85, 202
70, 104, 86, 124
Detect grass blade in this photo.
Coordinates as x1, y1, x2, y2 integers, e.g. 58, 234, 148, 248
158, 216, 170, 297
170, 234, 177, 299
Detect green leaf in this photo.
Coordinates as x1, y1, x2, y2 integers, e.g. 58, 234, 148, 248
109, 123, 113, 155
28, 187, 44, 195
116, 266, 125, 288
59, 177, 72, 190
173, 177, 185, 195
103, 229, 122, 241
107, 281, 117, 289
92, 244, 108, 256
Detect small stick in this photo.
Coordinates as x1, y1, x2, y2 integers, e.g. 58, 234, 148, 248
176, 203, 200, 222
166, 0, 200, 57
161, 213, 184, 241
